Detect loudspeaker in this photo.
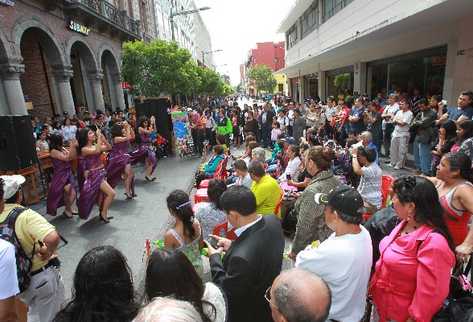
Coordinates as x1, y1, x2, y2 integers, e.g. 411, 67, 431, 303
136, 98, 173, 152
0, 115, 37, 171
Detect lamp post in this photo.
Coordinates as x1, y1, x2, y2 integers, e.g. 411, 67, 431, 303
170, 6, 210, 42
202, 49, 223, 67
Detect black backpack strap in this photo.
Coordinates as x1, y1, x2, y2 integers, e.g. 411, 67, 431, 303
4, 207, 35, 259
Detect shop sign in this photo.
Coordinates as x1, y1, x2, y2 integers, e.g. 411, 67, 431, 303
68, 20, 90, 36
0, 0, 15, 6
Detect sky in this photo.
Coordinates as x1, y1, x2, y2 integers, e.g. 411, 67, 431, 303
195, 0, 296, 86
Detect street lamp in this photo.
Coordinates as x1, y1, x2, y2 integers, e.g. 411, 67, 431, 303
170, 6, 210, 42
202, 49, 223, 67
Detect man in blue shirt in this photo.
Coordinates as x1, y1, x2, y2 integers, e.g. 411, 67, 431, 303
348, 98, 366, 135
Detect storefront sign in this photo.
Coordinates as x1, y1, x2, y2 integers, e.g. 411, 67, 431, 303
68, 20, 90, 36
0, 0, 15, 6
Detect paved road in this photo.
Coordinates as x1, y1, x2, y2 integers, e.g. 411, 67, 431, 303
33, 155, 201, 298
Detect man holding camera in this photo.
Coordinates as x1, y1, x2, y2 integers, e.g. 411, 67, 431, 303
0, 175, 64, 322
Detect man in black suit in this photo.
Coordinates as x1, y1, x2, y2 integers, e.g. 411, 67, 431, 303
258, 103, 275, 148
206, 185, 285, 322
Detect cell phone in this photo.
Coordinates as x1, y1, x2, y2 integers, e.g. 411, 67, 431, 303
286, 174, 291, 180
208, 236, 220, 249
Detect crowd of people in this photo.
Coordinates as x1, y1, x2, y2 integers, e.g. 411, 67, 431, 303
1, 89, 473, 322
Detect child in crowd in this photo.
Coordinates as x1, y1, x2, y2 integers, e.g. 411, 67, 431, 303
271, 122, 282, 148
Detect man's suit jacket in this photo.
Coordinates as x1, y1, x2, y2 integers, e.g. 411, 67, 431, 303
258, 110, 275, 130
210, 215, 284, 322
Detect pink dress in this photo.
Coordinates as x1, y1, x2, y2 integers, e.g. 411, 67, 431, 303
370, 221, 455, 322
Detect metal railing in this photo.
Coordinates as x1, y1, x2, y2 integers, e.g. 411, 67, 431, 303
68, 0, 140, 37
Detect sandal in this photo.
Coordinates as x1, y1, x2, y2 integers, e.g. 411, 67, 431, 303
99, 213, 114, 224
63, 211, 73, 219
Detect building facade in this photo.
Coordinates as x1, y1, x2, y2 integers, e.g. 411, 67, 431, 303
0, 0, 142, 117
153, 0, 214, 68
244, 41, 285, 96
279, 0, 473, 105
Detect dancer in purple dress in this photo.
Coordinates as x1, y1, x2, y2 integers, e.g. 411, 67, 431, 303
130, 116, 157, 181
77, 127, 115, 223
46, 133, 78, 217
108, 121, 136, 199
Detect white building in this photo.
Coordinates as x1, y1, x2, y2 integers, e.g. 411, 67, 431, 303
153, 0, 214, 68
279, 0, 473, 105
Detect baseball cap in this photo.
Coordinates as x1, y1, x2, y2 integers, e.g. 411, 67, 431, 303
0, 175, 26, 200
314, 185, 364, 218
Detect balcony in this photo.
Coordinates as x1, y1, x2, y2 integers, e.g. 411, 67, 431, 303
64, 0, 141, 40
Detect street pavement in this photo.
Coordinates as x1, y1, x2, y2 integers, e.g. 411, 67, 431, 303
32, 155, 202, 298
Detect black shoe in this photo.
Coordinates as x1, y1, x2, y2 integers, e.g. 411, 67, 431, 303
99, 214, 114, 223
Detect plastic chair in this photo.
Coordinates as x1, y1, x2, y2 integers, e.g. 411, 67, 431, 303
212, 221, 237, 241
194, 188, 209, 204
381, 175, 395, 208
274, 189, 284, 218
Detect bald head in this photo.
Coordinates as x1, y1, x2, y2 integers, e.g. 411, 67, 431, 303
271, 269, 331, 322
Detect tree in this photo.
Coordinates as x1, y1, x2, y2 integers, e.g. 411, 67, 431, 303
247, 65, 277, 95
122, 39, 231, 100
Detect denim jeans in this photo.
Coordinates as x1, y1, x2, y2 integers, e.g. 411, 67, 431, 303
413, 138, 432, 175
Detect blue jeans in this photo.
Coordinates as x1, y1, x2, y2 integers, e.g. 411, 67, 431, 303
413, 138, 432, 175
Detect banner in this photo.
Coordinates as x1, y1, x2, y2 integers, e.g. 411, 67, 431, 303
171, 111, 188, 140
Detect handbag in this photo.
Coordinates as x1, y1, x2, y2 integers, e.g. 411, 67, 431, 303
433, 257, 473, 322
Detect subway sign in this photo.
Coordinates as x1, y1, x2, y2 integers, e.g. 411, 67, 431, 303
68, 20, 90, 36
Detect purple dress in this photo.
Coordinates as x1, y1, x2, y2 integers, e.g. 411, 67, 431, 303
46, 157, 77, 216
130, 132, 157, 175
106, 140, 135, 193
78, 154, 106, 219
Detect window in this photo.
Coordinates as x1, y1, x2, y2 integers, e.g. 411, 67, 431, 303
323, 0, 353, 21
286, 24, 298, 49
301, 1, 319, 38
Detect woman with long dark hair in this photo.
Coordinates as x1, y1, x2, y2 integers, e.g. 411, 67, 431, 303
426, 152, 473, 258
130, 116, 157, 181
46, 133, 78, 217
54, 246, 139, 322
76, 127, 115, 222
369, 176, 455, 322
451, 120, 473, 158
107, 122, 136, 199
431, 120, 457, 175
144, 249, 225, 322
164, 190, 203, 276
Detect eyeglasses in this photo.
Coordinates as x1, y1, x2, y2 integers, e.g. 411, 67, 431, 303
264, 286, 272, 304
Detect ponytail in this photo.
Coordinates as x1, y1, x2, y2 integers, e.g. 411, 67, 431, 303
166, 190, 196, 239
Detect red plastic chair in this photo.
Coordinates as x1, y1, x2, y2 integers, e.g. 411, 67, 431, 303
194, 188, 209, 204
381, 175, 395, 208
274, 189, 284, 218
212, 221, 237, 241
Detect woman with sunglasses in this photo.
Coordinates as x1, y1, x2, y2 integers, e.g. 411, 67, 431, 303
369, 176, 455, 322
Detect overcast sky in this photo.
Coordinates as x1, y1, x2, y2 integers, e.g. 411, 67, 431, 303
195, 0, 296, 86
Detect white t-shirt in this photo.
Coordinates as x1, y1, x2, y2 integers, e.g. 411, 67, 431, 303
295, 226, 373, 322
382, 103, 399, 126
358, 162, 382, 208
392, 109, 413, 137
279, 156, 301, 181
0, 239, 19, 300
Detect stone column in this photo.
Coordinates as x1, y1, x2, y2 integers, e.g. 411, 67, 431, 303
53, 66, 76, 116
353, 62, 367, 96
0, 60, 27, 115
318, 70, 326, 102
111, 72, 126, 111
88, 71, 105, 112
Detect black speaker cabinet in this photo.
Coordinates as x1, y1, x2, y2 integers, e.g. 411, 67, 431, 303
136, 98, 173, 152
0, 115, 37, 171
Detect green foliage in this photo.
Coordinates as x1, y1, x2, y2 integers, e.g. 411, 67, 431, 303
333, 73, 351, 93
248, 65, 277, 95
122, 39, 228, 98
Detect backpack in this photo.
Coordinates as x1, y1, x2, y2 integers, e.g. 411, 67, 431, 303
0, 207, 34, 292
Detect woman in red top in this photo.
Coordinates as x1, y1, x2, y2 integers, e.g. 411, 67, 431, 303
370, 176, 455, 322
426, 152, 473, 260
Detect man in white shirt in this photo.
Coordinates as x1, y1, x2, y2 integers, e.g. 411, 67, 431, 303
295, 185, 373, 322
390, 98, 414, 169
0, 238, 19, 322
381, 94, 400, 157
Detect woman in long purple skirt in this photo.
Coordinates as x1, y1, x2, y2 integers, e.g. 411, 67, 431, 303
107, 121, 136, 199
77, 127, 115, 223
130, 116, 157, 181
46, 133, 78, 217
